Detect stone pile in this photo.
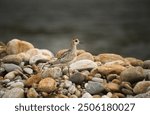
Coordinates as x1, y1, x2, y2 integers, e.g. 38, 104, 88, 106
0, 39, 150, 98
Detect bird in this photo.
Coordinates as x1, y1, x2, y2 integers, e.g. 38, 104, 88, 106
42, 36, 80, 69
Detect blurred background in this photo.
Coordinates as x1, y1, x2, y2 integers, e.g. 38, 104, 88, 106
0, 0, 150, 59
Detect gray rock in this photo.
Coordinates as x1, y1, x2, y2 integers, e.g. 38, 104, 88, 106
134, 91, 150, 98
69, 72, 86, 84
4, 71, 18, 80
0, 67, 5, 75
143, 69, 150, 80
143, 60, 150, 69
92, 77, 104, 83
0, 90, 5, 97
82, 92, 93, 98
120, 66, 145, 83
85, 81, 104, 94
64, 80, 72, 88
23, 68, 33, 74
70, 59, 97, 70
2, 88, 24, 98
10, 82, 24, 89
68, 85, 77, 94
1, 63, 22, 72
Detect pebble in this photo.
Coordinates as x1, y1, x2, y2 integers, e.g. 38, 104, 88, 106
121, 88, 133, 95
98, 64, 126, 75
29, 54, 50, 65
6, 39, 34, 54
0, 67, 5, 75
104, 82, 120, 92
38, 78, 56, 93
2, 88, 24, 98
27, 88, 38, 98
69, 95, 78, 98
1, 63, 22, 72
2, 54, 22, 64
134, 91, 150, 98
92, 77, 104, 83
68, 85, 77, 94
76, 52, 94, 61
85, 81, 104, 94
133, 81, 150, 94
143, 60, 150, 69
69, 72, 86, 84
64, 80, 72, 88
82, 92, 93, 98
1, 79, 10, 84
143, 69, 150, 80
125, 57, 143, 66
23, 68, 33, 75
25, 74, 41, 87
70, 59, 97, 70
10, 82, 24, 89
106, 74, 119, 81
4, 71, 18, 80
95, 53, 125, 64
94, 73, 102, 78
120, 66, 145, 83
0, 90, 5, 97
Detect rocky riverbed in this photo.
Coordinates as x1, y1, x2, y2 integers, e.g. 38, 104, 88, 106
0, 39, 150, 98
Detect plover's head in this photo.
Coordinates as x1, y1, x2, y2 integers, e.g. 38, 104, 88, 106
72, 37, 80, 45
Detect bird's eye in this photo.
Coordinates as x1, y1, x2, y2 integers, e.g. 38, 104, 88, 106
75, 39, 78, 42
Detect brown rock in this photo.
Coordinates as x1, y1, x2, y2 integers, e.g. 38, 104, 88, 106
95, 53, 125, 63
6, 39, 34, 54
98, 64, 126, 75
104, 82, 120, 92
38, 78, 56, 93
113, 93, 125, 98
121, 88, 133, 95
2, 54, 22, 64
120, 66, 145, 83
76, 52, 94, 61
106, 74, 119, 81
25, 74, 41, 87
27, 88, 38, 98
125, 57, 143, 66
133, 81, 150, 94
143, 60, 150, 69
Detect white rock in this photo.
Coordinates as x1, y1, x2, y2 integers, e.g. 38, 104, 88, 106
82, 92, 93, 98
64, 80, 72, 88
10, 82, 24, 89
4, 71, 18, 80
68, 85, 76, 94
70, 59, 97, 70
23, 68, 33, 74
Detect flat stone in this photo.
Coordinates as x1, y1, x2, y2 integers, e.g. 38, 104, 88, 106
38, 78, 56, 93
2, 88, 24, 98
1, 63, 22, 72
85, 81, 104, 94
98, 64, 126, 75
133, 81, 150, 94
120, 66, 145, 83
23, 68, 33, 74
6, 39, 34, 54
69, 72, 86, 84
70, 59, 97, 70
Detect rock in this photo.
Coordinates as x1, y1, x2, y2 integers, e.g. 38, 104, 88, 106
143, 69, 150, 80
143, 60, 150, 69
1, 63, 22, 72
4, 71, 18, 80
10, 82, 24, 89
68, 85, 77, 94
25, 74, 41, 87
85, 81, 104, 94
40, 49, 54, 58
98, 64, 126, 75
1, 79, 10, 84
92, 77, 104, 83
64, 80, 72, 88
69, 95, 78, 98
2, 88, 24, 98
0, 67, 5, 75
70, 59, 97, 70
41, 67, 62, 78
82, 92, 93, 98
112, 93, 125, 98
75, 90, 81, 97
120, 66, 145, 83
106, 74, 119, 81
94, 73, 102, 78
29, 54, 50, 65
17, 52, 30, 62
134, 91, 150, 98
69, 72, 86, 84
104, 82, 120, 92
0, 90, 5, 98
133, 81, 150, 94
27, 88, 38, 98
38, 78, 56, 93
6, 39, 34, 54
121, 88, 133, 95
2, 54, 22, 64
23, 68, 33, 74
95, 53, 125, 64
125, 57, 143, 66
76, 52, 94, 61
